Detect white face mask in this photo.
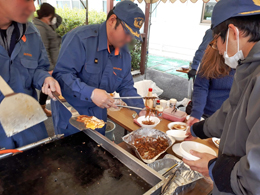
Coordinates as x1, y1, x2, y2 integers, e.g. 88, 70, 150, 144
51, 17, 57, 25
223, 27, 244, 69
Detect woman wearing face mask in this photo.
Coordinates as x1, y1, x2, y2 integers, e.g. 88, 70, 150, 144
33, 3, 62, 116
186, 44, 235, 127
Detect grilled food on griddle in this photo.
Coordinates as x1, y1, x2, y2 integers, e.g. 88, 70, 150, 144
76, 115, 105, 130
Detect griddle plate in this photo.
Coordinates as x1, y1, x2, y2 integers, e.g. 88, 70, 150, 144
0, 132, 152, 195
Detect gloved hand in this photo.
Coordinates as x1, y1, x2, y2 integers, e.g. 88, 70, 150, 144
188, 69, 197, 80
91, 89, 117, 109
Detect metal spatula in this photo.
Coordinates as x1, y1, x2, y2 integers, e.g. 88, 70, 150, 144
0, 76, 48, 137
52, 91, 86, 131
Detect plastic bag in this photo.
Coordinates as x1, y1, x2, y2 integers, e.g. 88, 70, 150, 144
134, 80, 163, 97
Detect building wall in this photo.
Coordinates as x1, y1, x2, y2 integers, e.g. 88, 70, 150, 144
148, 1, 211, 62
42, 0, 105, 11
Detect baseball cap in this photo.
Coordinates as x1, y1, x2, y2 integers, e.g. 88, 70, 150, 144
211, 0, 260, 29
113, 1, 145, 41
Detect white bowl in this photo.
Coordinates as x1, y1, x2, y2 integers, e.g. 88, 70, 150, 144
180, 141, 217, 161
137, 116, 160, 129
167, 122, 187, 131
212, 137, 220, 148
166, 130, 188, 141
172, 143, 183, 157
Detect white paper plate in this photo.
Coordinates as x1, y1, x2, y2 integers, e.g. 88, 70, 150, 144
172, 143, 183, 158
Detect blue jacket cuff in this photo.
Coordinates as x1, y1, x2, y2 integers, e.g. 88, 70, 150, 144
192, 120, 208, 139
35, 72, 51, 90
191, 63, 199, 70
190, 126, 198, 137
80, 85, 96, 102
208, 160, 216, 182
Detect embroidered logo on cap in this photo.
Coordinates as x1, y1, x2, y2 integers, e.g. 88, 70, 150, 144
124, 23, 140, 37
134, 17, 144, 29
253, 0, 260, 6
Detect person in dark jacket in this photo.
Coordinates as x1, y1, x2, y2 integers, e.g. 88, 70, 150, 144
33, 3, 62, 117
188, 29, 213, 79
187, 45, 235, 126
185, 0, 260, 194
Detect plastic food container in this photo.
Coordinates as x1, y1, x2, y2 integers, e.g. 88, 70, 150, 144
163, 108, 187, 122
147, 156, 177, 175
148, 154, 203, 194
122, 128, 175, 164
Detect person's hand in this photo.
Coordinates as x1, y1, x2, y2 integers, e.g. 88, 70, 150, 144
48, 70, 53, 75
91, 89, 117, 109
42, 77, 61, 100
187, 69, 196, 80
183, 150, 216, 177
187, 116, 199, 127
185, 127, 197, 141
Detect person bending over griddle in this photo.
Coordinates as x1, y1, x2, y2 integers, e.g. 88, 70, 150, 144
51, 1, 145, 136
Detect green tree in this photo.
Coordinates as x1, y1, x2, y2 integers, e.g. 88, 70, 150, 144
34, 7, 141, 70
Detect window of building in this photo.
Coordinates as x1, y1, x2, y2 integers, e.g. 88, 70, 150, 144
201, 0, 217, 23
103, 0, 107, 13
151, 2, 158, 18
56, 0, 85, 9
56, 0, 71, 8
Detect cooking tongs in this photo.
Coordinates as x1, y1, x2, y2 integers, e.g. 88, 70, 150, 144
113, 96, 157, 100
116, 105, 145, 110
113, 96, 156, 110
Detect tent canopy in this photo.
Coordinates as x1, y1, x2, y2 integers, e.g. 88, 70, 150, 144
131, 0, 219, 4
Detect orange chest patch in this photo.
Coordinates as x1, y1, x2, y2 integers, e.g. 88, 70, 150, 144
21, 35, 26, 42
113, 67, 122, 71
24, 53, 32, 57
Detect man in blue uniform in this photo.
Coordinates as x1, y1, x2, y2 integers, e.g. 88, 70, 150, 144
0, 0, 61, 149
52, 1, 145, 136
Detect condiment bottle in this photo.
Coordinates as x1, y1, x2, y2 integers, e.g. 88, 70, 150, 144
169, 98, 177, 110
145, 88, 153, 108
160, 99, 168, 109
155, 105, 163, 119
156, 99, 160, 106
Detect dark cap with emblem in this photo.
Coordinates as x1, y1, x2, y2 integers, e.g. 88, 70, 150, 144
113, 1, 145, 41
212, 0, 260, 29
